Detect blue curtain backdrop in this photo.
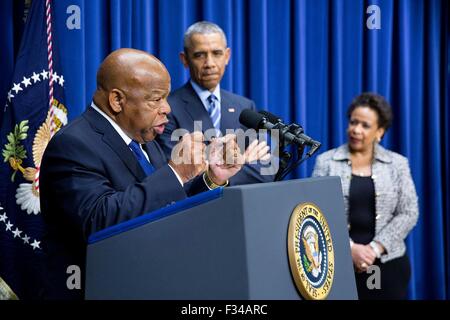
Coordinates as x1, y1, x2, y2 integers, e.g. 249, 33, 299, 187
0, 0, 448, 299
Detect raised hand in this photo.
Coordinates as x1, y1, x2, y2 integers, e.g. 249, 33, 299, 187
169, 132, 207, 183
207, 134, 244, 185
244, 139, 270, 163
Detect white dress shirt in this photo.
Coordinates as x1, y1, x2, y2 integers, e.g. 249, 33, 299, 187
90, 102, 183, 185
190, 80, 221, 113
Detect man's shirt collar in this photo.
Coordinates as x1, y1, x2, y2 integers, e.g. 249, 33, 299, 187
190, 80, 221, 111
90, 102, 132, 146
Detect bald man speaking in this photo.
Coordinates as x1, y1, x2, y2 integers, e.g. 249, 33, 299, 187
39, 49, 268, 299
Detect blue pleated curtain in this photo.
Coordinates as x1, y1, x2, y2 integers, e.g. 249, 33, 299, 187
0, 0, 448, 299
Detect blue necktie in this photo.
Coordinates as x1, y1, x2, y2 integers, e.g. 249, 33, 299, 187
129, 140, 155, 176
207, 94, 221, 136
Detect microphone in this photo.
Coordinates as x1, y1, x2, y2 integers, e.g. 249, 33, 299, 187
258, 110, 283, 124
239, 109, 297, 144
258, 111, 318, 146
239, 109, 321, 149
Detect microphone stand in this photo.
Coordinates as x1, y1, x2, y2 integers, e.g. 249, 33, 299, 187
275, 149, 292, 181
274, 123, 292, 181
252, 114, 321, 181
275, 123, 322, 181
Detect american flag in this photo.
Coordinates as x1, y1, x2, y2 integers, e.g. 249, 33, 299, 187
0, 0, 66, 299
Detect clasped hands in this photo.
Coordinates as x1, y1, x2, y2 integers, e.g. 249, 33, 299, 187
351, 241, 384, 273
169, 132, 270, 185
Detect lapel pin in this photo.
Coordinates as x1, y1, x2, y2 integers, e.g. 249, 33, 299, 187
228, 107, 235, 113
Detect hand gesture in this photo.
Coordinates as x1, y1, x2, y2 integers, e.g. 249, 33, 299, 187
207, 134, 244, 185
244, 139, 270, 163
169, 132, 207, 183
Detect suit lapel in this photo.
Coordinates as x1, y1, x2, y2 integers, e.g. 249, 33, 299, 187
180, 82, 214, 132
83, 107, 146, 181
143, 141, 166, 168
220, 90, 241, 133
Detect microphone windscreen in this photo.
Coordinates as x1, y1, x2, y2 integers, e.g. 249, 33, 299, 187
239, 109, 265, 129
258, 110, 282, 124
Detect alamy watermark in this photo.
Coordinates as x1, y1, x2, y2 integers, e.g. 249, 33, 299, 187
366, 265, 381, 290
169, 121, 281, 176
66, 265, 81, 290
366, 5, 381, 30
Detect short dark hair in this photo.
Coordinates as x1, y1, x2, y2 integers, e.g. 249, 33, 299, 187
347, 92, 393, 131
183, 21, 227, 53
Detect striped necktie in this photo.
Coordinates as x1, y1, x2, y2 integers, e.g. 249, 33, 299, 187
129, 140, 155, 176
207, 94, 221, 136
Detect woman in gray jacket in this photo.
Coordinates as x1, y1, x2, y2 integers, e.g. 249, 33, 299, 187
312, 93, 419, 300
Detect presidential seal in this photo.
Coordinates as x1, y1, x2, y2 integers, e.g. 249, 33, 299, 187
288, 202, 334, 300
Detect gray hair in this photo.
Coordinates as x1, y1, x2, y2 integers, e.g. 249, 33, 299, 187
183, 21, 227, 52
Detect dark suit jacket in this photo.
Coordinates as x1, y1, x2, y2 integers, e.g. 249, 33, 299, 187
157, 82, 272, 185
39, 107, 207, 299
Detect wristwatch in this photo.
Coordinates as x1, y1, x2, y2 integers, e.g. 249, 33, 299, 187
369, 241, 382, 259
203, 169, 229, 190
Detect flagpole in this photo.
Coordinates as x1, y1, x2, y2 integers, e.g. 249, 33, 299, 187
45, 0, 55, 136
35, 0, 56, 194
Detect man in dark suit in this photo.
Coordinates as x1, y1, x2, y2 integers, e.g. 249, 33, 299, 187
39, 48, 262, 299
157, 21, 273, 185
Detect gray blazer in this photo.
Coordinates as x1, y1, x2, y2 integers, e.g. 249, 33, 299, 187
312, 144, 419, 263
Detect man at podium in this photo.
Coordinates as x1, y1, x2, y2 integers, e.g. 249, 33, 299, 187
39, 48, 269, 299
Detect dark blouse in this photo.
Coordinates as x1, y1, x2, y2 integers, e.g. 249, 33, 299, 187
348, 174, 376, 245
